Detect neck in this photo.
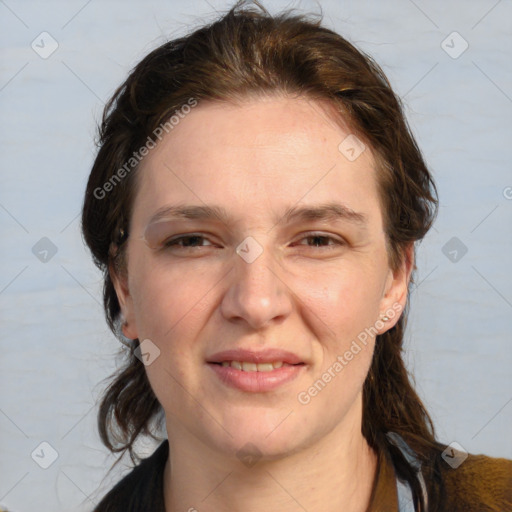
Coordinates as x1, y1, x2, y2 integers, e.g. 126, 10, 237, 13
163, 413, 378, 512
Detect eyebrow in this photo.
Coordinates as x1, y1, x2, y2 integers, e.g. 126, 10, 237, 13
146, 201, 368, 229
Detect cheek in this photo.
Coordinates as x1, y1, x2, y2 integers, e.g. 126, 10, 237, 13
291, 263, 384, 340
129, 261, 214, 397
129, 256, 226, 350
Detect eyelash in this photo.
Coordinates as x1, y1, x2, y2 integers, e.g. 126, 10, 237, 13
163, 232, 346, 251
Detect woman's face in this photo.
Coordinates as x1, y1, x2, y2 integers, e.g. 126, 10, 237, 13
114, 95, 411, 460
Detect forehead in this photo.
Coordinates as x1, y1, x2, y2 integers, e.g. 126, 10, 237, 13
131, 95, 382, 230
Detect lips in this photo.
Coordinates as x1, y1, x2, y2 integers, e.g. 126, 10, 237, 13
207, 348, 306, 392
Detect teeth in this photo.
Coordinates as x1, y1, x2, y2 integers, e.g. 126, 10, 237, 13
220, 361, 289, 371
255, 363, 274, 372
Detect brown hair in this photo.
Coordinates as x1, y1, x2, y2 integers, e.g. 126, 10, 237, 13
82, 1, 442, 509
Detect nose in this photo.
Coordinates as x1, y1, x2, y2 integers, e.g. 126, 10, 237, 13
220, 242, 293, 330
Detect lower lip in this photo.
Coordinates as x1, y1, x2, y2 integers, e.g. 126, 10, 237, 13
208, 363, 305, 392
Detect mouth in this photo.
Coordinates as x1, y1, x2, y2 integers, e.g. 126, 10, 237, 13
206, 349, 306, 392
211, 360, 304, 371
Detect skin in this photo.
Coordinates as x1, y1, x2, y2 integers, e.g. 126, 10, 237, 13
112, 93, 414, 512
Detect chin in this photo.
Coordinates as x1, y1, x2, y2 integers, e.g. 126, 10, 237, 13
200, 410, 313, 462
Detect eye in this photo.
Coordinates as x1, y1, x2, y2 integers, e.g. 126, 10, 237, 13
294, 232, 346, 249
164, 234, 215, 249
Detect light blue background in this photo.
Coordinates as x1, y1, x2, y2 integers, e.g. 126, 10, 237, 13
1, 1, 511, 510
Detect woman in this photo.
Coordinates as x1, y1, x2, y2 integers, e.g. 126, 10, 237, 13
81, 1, 512, 511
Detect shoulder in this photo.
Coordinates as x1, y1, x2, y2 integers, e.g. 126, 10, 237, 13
438, 449, 512, 512
94, 440, 169, 512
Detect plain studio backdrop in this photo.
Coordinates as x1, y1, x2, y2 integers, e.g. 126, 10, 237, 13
0, 0, 511, 510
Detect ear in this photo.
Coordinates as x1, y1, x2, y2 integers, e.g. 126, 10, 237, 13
377, 243, 414, 333
109, 261, 139, 340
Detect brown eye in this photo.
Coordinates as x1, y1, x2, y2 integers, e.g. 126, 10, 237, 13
295, 233, 346, 249
164, 234, 214, 248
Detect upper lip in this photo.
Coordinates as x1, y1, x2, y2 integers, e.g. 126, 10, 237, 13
207, 348, 304, 365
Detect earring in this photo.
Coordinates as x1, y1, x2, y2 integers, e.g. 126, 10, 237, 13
381, 315, 390, 322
